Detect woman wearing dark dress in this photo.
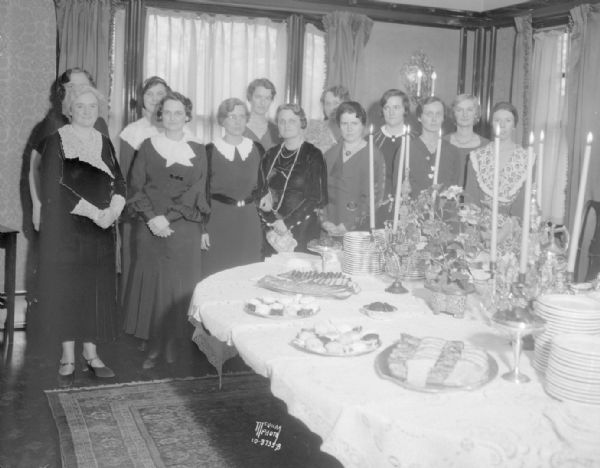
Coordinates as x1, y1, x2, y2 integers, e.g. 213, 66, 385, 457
118, 76, 169, 312
374, 89, 410, 197
38, 85, 126, 387
203, 98, 264, 276
30, 67, 109, 231
406, 96, 461, 198
123, 92, 210, 368
243, 78, 281, 151
258, 103, 327, 255
322, 101, 386, 234
444, 94, 490, 188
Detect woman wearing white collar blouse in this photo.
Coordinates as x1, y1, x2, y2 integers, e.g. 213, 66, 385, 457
203, 98, 264, 276
123, 91, 210, 368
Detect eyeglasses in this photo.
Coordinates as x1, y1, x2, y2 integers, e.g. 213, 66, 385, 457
226, 114, 247, 121
383, 105, 403, 113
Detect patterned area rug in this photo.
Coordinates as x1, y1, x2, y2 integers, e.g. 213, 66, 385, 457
46, 373, 339, 468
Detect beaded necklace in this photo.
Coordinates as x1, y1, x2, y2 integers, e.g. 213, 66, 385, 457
266, 142, 303, 213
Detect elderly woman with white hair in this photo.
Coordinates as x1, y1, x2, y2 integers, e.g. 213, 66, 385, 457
38, 84, 126, 386
444, 94, 490, 188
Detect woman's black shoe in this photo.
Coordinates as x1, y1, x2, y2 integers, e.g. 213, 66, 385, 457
82, 356, 115, 378
58, 362, 75, 388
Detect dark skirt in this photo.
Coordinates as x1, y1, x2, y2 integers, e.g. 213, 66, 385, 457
202, 201, 262, 278
123, 217, 203, 342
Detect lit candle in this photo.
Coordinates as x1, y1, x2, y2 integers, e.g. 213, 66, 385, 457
519, 132, 535, 276
405, 125, 411, 173
431, 71, 437, 96
392, 126, 407, 232
490, 124, 500, 265
369, 125, 375, 231
537, 130, 544, 210
433, 128, 442, 186
567, 132, 594, 275
416, 69, 423, 97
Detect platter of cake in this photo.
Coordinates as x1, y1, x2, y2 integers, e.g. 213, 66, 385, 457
245, 295, 319, 320
257, 270, 360, 299
360, 302, 399, 319
291, 323, 381, 356
375, 333, 498, 392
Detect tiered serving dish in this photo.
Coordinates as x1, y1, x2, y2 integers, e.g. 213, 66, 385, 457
342, 231, 383, 275
533, 294, 600, 374
545, 334, 600, 405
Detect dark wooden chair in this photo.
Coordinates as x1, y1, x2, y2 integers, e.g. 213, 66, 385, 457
1, 224, 18, 351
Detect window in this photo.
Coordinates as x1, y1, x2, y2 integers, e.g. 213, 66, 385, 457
302, 23, 327, 120
144, 8, 288, 142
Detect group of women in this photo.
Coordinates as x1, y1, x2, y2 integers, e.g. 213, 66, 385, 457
34, 68, 530, 385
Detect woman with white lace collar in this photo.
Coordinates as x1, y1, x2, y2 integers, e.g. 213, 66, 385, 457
465, 102, 530, 219
202, 98, 264, 277
38, 84, 126, 387
123, 91, 210, 369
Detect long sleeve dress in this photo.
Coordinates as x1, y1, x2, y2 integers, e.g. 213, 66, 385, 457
38, 125, 126, 344
323, 142, 386, 231
257, 141, 328, 255
202, 137, 264, 277
123, 133, 210, 343
118, 117, 162, 306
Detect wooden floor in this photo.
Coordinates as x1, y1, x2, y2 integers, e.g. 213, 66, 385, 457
0, 316, 341, 468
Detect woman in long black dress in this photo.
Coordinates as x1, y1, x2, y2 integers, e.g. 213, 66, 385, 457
123, 92, 210, 368
258, 103, 328, 255
203, 98, 264, 277
38, 84, 126, 386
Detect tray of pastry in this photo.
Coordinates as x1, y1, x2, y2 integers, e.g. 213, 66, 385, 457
245, 295, 319, 320
291, 323, 381, 356
257, 270, 360, 299
375, 333, 498, 392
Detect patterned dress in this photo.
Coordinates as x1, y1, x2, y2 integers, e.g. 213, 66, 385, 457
465, 142, 531, 219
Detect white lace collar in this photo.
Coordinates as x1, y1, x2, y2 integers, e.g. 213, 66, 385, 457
119, 117, 162, 150
213, 136, 254, 161
471, 143, 530, 203
150, 133, 197, 167
58, 125, 113, 178
380, 125, 404, 139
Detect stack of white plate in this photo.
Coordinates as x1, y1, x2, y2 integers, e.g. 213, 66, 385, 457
545, 334, 600, 405
533, 294, 600, 374
342, 231, 383, 275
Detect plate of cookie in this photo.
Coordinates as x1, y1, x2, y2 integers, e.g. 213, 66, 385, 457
291, 323, 381, 356
245, 295, 319, 320
375, 333, 498, 392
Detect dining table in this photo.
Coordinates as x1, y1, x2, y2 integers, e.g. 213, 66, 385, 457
188, 252, 600, 468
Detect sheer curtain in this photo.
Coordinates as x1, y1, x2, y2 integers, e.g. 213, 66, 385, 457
510, 15, 533, 147
531, 29, 569, 224
144, 8, 287, 142
565, 5, 600, 280
322, 11, 373, 99
108, 6, 126, 145
302, 23, 327, 120
55, 0, 112, 102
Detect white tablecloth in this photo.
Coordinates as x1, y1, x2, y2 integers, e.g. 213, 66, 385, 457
188, 257, 600, 467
